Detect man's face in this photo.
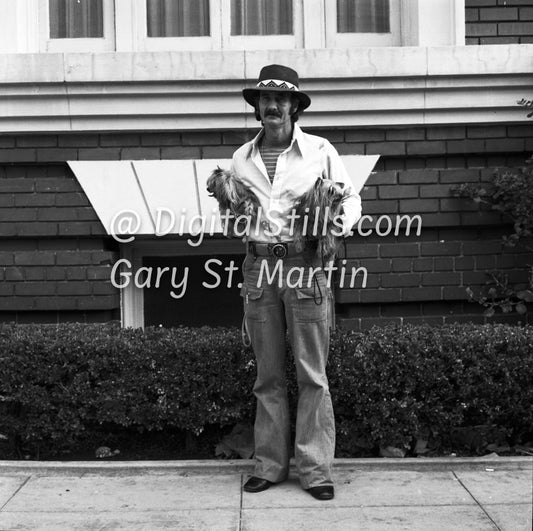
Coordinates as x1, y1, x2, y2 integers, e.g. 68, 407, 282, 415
258, 91, 297, 127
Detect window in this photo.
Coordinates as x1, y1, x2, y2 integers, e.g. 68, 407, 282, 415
231, 0, 293, 36
143, 253, 245, 328
146, 0, 210, 37
134, 0, 301, 51
121, 241, 245, 329
29, 0, 461, 54
222, 0, 302, 49
337, 0, 390, 34
49, 0, 104, 38
39, 0, 115, 52
326, 0, 400, 47
135, 0, 220, 51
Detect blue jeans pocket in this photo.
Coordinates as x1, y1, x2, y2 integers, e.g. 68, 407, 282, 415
294, 287, 328, 323
241, 284, 267, 322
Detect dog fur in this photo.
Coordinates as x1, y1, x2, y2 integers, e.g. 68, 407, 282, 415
206, 167, 261, 235
292, 177, 348, 262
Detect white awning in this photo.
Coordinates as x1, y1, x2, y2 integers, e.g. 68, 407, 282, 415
68, 156, 379, 237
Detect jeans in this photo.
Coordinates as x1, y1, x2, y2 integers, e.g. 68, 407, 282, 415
241, 252, 335, 489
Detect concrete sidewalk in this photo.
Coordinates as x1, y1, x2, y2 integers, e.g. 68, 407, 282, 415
0, 457, 531, 530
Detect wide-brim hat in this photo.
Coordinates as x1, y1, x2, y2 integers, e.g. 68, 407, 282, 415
242, 64, 311, 112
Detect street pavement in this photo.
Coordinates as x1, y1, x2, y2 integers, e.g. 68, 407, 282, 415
0, 457, 531, 530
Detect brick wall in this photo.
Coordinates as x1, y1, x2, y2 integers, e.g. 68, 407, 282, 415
338, 186, 532, 330
0, 124, 531, 327
466, 0, 533, 44
0, 161, 119, 323
1, 125, 529, 166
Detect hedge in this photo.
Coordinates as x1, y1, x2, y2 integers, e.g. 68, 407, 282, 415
0, 322, 532, 459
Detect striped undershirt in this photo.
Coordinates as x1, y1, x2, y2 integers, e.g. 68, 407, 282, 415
260, 141, 288, 183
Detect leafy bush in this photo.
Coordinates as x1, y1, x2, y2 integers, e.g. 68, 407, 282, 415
0, 323, 255, 458
328, 324, 533, 456
0, 323, 532, 459
453, 163, 533, 317
517, 97, 533, 118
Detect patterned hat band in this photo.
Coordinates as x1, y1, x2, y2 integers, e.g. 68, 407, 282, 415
257, 79, 298, 91
243, 65, 310, 111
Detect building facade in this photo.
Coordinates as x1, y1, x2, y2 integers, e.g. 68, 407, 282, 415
0, 0, 532, 329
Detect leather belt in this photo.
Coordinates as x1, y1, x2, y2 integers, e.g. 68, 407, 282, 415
247, 242, 299, 258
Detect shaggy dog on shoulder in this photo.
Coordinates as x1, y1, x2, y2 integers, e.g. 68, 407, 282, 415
292, 177, 349, 262
206, 167, 261, 235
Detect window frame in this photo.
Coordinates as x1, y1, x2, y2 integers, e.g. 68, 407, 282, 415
121, 240, 244, 328
221, 0, 304, 51
133, 0, 222, 52
27, 0, 464, 54
129, 0, 303, 52
38, 0, 116, 52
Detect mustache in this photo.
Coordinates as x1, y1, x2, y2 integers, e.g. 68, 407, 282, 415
265, 109, 282, 117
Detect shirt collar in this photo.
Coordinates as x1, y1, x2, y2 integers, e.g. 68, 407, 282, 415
292, 123, 308, 158
248, 123, 307, 159
249, 128, 264, 157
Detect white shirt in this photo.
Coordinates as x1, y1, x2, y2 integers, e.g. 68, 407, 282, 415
231, 124, 362, 242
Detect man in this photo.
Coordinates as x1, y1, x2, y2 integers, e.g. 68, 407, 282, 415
232, 64, 361, 501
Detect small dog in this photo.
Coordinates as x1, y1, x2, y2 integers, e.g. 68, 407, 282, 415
292, 177, 349, 262
206, 167, 261, 235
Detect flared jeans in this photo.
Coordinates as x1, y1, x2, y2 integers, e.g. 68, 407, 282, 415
241, 252, 335, 489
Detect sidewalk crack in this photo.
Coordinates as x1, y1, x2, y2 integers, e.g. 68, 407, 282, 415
0, 476, 32, 512
238, 473, 244, 531
452, 471, 501, 531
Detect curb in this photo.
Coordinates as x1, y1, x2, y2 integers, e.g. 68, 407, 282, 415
1, 456, 530, 475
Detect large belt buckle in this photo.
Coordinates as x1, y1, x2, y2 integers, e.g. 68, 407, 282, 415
269, 243, 288, 258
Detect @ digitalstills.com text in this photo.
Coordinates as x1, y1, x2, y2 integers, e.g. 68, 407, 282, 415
108, 206, 423, 298
109, 207, 422, 244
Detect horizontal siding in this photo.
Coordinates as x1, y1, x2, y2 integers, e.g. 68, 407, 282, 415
0, 46, 531, 133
